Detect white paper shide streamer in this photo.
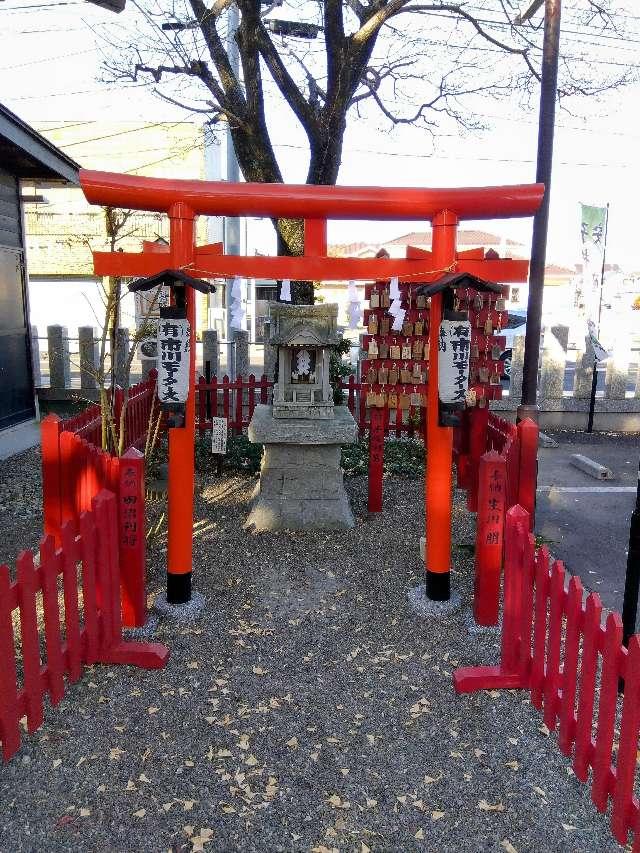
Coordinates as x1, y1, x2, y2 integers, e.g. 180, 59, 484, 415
229, 276, 246, 331
346, 279, 362, 330
280, 279, 292, 303
388, 276, 405, 331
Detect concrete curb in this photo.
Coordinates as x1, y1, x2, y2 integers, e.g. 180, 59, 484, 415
570, 453, 614, 480
153, 591, 206, 622
407, 584, 462, 619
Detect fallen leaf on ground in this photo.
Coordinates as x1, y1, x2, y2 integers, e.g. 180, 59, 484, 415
133, 809, 146, 818
478, 800, 505, 812
415, 829, 424, 839
286, 736, 299, 749
79, 809, 90, 817
431, 811, 445, 821
147, 706, 159, 715
501, 841, 518, 853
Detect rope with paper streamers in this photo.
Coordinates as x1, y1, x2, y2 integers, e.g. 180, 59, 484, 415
180, 262, 457, 283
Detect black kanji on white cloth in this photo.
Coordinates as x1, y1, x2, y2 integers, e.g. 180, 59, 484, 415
157, 318, 190, 404
438, 319, 471, 405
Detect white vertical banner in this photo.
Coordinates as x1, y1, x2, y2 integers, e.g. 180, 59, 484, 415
438, 319, 471, 404
157, 317, 190, 404
579, 203, 609, 361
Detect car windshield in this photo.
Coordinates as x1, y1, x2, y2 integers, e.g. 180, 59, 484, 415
506, 314, 526, 329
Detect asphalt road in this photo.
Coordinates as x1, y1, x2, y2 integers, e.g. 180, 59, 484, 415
536, 431, 639, 621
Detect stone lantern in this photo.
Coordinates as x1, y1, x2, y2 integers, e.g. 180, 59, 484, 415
245, 302, 357, 532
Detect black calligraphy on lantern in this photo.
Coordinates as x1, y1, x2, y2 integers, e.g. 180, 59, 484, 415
157, 318, 190, 404
438, 319, 471, 405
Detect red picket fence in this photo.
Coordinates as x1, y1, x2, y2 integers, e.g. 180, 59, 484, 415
60, 370, 157, 452
195, 374, 272, 435
41, 418, 146, 628
0, 490, 168, 763
455, 505, 640, 852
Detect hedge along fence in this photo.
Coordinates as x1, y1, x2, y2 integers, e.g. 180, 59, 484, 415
455, 505, 640, 852
40, 372, 156, 629
0, 491, 168, 763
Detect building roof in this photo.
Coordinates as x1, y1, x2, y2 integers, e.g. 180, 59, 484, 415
383, 229, 526, 249
0, 102, 80, 184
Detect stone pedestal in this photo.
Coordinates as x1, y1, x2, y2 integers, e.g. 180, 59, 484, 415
245, 404, 357, 532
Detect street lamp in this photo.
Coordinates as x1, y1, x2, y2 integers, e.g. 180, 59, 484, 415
515, 0, 562, 423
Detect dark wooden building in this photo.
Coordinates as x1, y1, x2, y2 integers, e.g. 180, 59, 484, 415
0, 103, 79, 430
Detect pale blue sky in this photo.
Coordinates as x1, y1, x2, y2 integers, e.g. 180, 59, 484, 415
2, 0, 639, 271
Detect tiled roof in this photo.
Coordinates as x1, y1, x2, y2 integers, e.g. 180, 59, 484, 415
383, 229, 525, 248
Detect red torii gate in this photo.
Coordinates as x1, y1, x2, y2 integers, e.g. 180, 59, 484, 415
80, 169, 543, 605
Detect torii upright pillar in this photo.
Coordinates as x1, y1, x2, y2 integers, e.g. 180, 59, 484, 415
166, 203, 197, 603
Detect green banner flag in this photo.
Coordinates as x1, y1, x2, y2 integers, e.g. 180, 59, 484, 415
580, 203, 607, 251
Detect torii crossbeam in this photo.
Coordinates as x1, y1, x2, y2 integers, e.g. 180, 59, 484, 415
80, 169, 543, 606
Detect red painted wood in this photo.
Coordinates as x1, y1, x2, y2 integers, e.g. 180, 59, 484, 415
611, 636, 640, 844
543, 560, 566, 731
222, 375, 230, 429
212, 375, 219, 417
573, 593, 603, 782
197, 375, 207, 434
39, 536, 65, 704
59, 430, 80, 528
473, 451, 507, 627
517, 531, 536, 680
92, 493, 114, 652
260, 374, 268, 405
592, 612, 624, 812
248, 374, 256, 423
558, 575, 584, 755
501, 506, 530, 673
368, 407, 385, 513
79, 512, 99, 665
517, 418, 538, 528
80, 169, 544, 220
118, 449, 146, 628
61, 522, 83, 683
304, 218, 327, 256
16, 551, 44, 733
467, 407, 489, 511
0, 565, 21, 760
234, 376, 243, 435
41, 414, 63, 544
105, 491, 123, 644
530, 546, 551, 709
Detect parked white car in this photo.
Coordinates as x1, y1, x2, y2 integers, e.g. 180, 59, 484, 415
500, 310, 527, 376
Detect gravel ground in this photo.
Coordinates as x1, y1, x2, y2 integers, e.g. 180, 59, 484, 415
0, 456, 625, 852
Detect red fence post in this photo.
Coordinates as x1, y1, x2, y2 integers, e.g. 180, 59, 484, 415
517, 417, 538, 529
41, 414, 63, 544
368, 406, 385, 513
118, 449, 146, 628
0, 564, 20, 760
467, 406, 489, 511
473, 451, 507, 626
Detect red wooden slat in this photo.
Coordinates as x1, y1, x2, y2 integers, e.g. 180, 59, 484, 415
530, 547, 551, 709
0, 564, 21, 761
39, 536, 65, 704
248, 374, 256, 424
16, 551, 44, 733
592, 611, 624, 812
260, 374, 268, 405
223, 375, 230, 428
517, 531, 536, 679
59, 430, 80, 528
60, 522, 83, 683
41, 414, 63, 544
558, 575, 584, 756
501, 506, 529, 673
573, 593, 603, 782
234, 375, 243, 434
79, 512, 99, 665
611, 636, 640, 844
92, 493, 114, 652
197, 375, 207, 434
543, 560, 566, 731
212, 375, 219, 418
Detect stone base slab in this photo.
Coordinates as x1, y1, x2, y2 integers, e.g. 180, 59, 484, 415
245, 405, 357, 532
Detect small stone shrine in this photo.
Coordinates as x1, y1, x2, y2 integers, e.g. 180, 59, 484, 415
245, 303, 357, 532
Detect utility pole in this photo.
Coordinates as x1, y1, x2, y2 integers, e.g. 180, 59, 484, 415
225, 2, 241, 379
516, 0, 562, 422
